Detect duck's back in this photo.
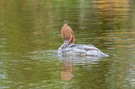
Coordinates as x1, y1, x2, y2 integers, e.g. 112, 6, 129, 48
58, 44, 108, 57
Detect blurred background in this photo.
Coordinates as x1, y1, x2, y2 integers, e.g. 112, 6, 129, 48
0, 0, 135, 89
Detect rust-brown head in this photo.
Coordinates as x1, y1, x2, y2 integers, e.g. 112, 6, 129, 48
61, 23, 75, 44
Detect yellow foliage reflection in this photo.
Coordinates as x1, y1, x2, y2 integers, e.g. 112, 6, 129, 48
95, 0, 130, 24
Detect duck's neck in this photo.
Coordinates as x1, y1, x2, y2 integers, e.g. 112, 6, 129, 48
69, 35, 75, 44
64, 35, 74, 44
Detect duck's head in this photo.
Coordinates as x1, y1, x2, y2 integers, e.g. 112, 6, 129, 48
61, 23, 75, 44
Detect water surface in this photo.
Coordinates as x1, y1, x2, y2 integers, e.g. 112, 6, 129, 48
0, 0, 135, 89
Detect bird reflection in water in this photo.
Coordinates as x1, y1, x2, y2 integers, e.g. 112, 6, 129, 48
60, 55, 101, 81
61, 57, 74, 81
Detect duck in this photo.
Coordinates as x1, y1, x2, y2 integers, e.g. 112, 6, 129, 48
58, 23, 108, 57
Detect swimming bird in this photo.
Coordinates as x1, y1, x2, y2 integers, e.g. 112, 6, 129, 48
58, 24, 108, 57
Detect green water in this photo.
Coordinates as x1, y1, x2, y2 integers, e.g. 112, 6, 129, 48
0, 0, 135, 89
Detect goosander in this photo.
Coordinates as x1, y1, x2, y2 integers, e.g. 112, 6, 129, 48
58, 24, 108, 57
